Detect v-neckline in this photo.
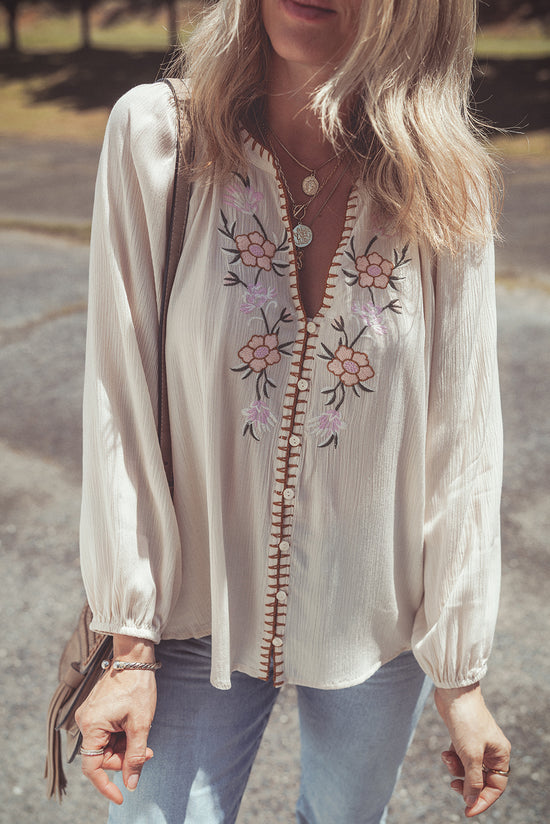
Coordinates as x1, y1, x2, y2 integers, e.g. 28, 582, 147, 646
243, 131, 359, 322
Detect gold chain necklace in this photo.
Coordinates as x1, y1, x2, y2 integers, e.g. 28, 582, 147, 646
268, 125, 342, 197
269, 144, 350, 267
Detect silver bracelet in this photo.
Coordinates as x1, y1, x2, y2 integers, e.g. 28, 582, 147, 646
101, 659, 162, 672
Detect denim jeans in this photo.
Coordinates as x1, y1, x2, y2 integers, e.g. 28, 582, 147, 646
107, 637, 431, 824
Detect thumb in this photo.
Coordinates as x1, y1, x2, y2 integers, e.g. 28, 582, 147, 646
122, 727, 150, 791
463, 759, 485, 809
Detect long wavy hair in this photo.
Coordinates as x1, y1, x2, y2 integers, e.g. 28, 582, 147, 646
167, 0, 501, 251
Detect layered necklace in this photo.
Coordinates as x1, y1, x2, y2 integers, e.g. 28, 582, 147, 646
261, 124, 350, 265
269, 126, 343, 198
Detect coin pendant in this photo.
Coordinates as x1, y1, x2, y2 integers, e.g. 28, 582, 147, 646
302, 175, 319, 197
293, 223, 313, 248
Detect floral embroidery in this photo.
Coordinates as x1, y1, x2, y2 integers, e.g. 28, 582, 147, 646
307, 408, 347, 447
224, 174, 263, 215
314, 317, 375, 448
233, 325, 293, 403
220, 208, 289, 282
327, 345, 374, 387
221, 182, 294, 439
241, 283, 277, 314
235, 232, 276, 270
344, 235, 410, 299
355, 251, 394, 288
242, 399, 277, 441
351, 301, 387, 335
313, 235, 410, 449
239, 333, 282, 372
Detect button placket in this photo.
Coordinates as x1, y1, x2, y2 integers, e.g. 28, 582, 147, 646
261, 315, 319, 685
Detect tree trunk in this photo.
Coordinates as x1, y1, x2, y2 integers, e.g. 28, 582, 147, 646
166, 0, 178, 47
7, 0, 19, 52
80, 0, 91, 50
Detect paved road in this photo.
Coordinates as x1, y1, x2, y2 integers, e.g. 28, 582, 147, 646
0, 139, 549, 823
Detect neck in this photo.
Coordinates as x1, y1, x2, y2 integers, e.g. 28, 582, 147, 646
264, 55, 336, 168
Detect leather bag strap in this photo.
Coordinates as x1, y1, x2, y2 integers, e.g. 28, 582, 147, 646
158, 78, 194, 495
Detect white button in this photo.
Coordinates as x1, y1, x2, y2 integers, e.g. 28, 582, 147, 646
279, 540, 290, 552
276, 590, 287, 603
289, 434, 300, 447
297, 378, 309, 391
283, 487, 294, 500
272, 636, 283, 648
306, 321, 317, 334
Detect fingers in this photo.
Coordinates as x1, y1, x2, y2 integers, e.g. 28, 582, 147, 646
122, 724, 153, 791
79, 737, 125, 805
441, 744, 510, 817
102, 745, 154, 774
441, 748, 464, 777
461, 754, 486, 810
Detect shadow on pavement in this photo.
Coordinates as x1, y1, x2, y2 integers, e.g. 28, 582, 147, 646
0, 47, 549, 134
0, 47, 175, 111
473, 55, 550, 132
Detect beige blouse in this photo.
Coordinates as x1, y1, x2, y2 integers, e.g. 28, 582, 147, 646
80, 83, 503, 690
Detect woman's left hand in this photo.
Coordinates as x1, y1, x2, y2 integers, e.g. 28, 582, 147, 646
434, 683, 511, 817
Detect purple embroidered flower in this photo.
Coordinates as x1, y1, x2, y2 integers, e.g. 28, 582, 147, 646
240, 283, 277, 314
315, 409, 345, 436
352, 301, 387, 335
224, 182, 263, 214
307, 409, 347, 447
242, 399, 277, 437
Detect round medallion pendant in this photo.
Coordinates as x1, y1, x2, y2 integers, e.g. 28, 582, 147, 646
302, 174, 319, 197
293, 223, 313, 248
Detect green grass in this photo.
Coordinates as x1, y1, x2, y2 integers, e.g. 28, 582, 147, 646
1, 10, 549, 158
0, 7, 196, 52
476, 33, 550, 59
3, 9, 549, 57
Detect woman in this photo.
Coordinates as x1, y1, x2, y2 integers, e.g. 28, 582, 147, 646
75, 0, 511, 821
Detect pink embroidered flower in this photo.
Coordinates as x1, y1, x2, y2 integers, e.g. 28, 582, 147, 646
240, 283, 277, 314
351, 300, 387, 335
327, 345, 374, 387
224, 182, 263, 214
310, 409, 346, 438
242, 399, 277, 435
355, 252, 394, 288
235, 232, 276, 270
238, 333, 281, 372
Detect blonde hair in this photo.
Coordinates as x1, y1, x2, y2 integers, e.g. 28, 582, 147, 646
167, 0, 501, 251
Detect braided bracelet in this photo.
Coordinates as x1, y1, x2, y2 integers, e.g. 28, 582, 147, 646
101, 659, 162, 672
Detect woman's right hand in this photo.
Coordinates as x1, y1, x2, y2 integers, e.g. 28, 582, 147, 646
75, 635, 158, 805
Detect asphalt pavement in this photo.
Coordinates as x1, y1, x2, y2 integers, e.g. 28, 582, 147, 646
0, 137, 549, 823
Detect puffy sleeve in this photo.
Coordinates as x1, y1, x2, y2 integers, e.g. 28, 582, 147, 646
79, 83, 182, 643
412, 239, 503, 687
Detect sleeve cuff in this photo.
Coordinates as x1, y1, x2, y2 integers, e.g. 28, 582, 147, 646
89, 618, 161, 644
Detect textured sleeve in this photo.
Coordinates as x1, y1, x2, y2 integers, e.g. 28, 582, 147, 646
79, 83, 182, 643
412, 239, 503, 687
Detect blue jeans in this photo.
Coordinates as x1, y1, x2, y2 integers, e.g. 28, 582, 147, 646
108, 637, 431, 824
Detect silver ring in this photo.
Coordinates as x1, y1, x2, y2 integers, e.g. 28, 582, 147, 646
482, 762, 511, 776
80, 746, 105, 757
